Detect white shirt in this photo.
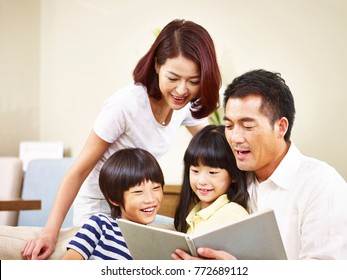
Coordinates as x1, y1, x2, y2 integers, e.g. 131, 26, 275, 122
248, 143, 347, 259
74, 84, 205, 224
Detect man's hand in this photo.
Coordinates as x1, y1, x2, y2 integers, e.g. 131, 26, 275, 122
172, 248, 237, 260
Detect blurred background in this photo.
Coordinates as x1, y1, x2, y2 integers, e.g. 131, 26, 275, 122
1, 0, 346, 183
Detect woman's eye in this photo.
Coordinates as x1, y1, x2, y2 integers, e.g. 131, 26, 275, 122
168, 77, 177, 81
190, 80, 200, 85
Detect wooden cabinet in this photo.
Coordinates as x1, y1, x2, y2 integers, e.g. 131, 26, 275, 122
157, 185, 181, 218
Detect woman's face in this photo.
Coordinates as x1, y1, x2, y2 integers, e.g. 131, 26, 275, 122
155, 55, 201, 110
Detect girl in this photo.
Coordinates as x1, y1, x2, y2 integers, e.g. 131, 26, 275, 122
62, 148, 164, 260
174, 125, 249, 234
22, 19, 221, 259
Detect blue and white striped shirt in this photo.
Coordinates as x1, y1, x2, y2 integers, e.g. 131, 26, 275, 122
66, 213, 132, 260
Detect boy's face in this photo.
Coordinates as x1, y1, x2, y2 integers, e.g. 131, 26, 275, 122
120, 180, 163, 225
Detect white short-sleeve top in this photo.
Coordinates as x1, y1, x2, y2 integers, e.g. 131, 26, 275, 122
78, 83, 205, 199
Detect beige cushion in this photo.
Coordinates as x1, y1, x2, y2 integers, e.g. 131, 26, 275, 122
0, 226, 79, 260
0, 217, 174, 260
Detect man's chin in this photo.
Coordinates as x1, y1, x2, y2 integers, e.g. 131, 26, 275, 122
236, 162, 253, 172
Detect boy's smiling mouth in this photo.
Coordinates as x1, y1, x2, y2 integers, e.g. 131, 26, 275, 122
141, 206, 156, 214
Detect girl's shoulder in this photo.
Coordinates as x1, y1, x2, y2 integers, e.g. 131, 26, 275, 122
219, 201, 249, 218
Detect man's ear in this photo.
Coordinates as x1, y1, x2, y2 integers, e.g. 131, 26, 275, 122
276, 117, 289, 138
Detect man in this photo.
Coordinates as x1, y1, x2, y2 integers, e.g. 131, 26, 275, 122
173, 69, 347, 260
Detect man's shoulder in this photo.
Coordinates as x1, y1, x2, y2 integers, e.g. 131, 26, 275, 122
288, 143, 344, 182
301, 153, 339, 175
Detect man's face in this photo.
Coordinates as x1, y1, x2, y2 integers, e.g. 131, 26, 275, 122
223, 94, 287, 182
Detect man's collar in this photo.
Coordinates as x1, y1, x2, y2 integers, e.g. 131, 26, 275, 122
250, 143, 303, 190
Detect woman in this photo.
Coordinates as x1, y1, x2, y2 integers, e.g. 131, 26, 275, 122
21, 19, 221, 260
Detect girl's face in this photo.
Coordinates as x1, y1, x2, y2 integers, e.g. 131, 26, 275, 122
155, 55, 201, 110
189, 164, 231, 209
119, 180, 163, 225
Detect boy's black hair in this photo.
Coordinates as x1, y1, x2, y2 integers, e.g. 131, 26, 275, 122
99, 148, 165, 218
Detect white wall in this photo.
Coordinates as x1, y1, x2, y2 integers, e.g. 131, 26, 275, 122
0, 0, 39, 155
1, 0, 347, 182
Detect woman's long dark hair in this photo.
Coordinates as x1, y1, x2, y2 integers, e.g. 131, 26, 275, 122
174, 125, 249, 232
133, 19, 221, 119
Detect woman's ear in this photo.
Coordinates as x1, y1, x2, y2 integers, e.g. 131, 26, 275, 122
154, 58, 160, 74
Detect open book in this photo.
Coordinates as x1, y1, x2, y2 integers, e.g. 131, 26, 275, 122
117, 209, 287, 260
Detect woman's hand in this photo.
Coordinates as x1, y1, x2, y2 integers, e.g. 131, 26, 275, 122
21, 233, 56, 260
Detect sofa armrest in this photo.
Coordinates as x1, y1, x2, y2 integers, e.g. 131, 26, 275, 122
0, 226, 79, 260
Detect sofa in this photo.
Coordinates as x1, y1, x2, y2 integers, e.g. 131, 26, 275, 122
0, 158, 178, 260
0, 225, 80, 260
0, 214, 174, 260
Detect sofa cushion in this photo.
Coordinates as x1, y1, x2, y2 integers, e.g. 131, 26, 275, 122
0, 215, 174, 260
0, 226, 79, 260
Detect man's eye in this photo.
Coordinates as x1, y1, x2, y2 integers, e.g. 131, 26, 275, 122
243, 122, 256, 129
244, 125, 254, 130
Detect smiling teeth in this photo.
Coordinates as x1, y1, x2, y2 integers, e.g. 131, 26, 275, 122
142, 207, 155, 212
173, 96, 184, 100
